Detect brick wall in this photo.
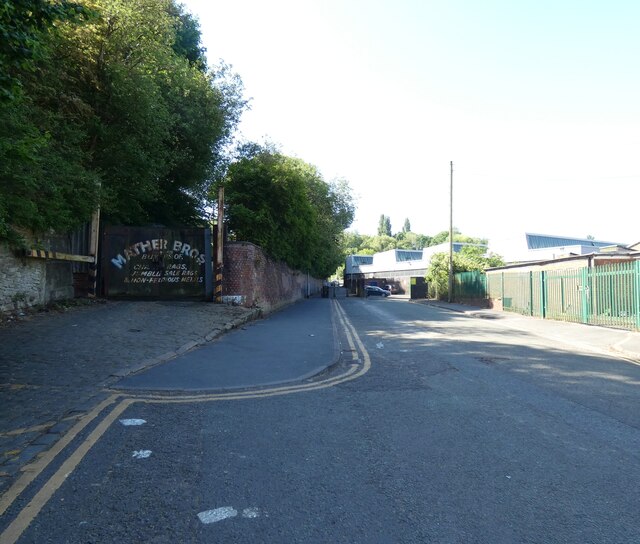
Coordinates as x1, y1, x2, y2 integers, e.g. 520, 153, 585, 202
1, 236, 323, 314
0, 233, 74, 313
224, 242, 323, 313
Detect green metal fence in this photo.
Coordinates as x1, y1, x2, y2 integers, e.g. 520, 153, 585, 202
456, 260, 640, 331
453, 271, 486, 299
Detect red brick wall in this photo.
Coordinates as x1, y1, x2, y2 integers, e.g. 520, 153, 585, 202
223, 242, 323, 313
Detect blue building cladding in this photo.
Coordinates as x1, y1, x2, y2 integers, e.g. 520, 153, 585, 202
395, 250, 423, 262
525, 234, 620, 250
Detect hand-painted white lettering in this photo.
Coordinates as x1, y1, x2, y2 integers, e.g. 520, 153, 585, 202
197, 507, 238, 524
173, 240, 183, 252
132, 450, 152, 459
242, 508, 261, 519
111, 254, 127, 269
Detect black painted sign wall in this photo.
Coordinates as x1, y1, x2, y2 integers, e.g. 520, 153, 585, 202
102, 226, 212, 299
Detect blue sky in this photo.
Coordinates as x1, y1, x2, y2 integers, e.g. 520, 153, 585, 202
180, 0, 639, 259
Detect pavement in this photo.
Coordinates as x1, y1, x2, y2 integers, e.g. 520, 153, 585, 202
413, 298, 640, 364
0, 297, 338, 493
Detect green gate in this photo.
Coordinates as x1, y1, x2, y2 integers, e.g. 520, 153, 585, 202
484, 261, 640, 330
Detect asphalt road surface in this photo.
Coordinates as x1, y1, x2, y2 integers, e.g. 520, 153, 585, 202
3, 297, 640, 543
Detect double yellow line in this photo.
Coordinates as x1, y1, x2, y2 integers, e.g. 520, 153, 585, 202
0, 300, 370, 544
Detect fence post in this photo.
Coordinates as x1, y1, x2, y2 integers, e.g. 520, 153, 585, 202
540, 271, 546, 319
580, 267, 589, 324
529, 271, 534, 316
634, 260, 640, 331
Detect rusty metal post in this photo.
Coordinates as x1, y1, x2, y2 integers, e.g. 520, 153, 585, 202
215, 187, 224, 303
88, 207, 101, 297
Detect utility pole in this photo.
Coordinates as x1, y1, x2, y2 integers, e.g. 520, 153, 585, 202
448, 161, 453, 303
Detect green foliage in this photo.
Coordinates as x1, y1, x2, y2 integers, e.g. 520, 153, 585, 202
430, 229, 488, 246
0, 0, 91, 101
377, 214, 392, 237
395, 231, 432, 250
402, 218, 411, 233
168, 1, 207, 70
0, 0, 247, 244
344, 224, 492, 258
426, 246, 504, 300
219, 145, 354, 278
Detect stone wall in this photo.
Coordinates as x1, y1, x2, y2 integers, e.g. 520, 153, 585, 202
1, 236, 323, 315
224, 242, 323, 313
0, 233, 75, 313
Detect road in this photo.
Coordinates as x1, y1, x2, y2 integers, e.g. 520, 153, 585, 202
3, 296, 640, 543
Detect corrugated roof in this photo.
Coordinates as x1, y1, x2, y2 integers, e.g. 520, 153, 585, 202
526, 233, 620, 250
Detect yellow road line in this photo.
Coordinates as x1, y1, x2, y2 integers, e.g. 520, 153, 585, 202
114, 299, 370, 404
0, 299, 371, 543
141, 363, 362, 405
0, 395, 120, 518
0, 399, 133, 544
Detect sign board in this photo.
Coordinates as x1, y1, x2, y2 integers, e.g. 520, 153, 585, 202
410, 276, 427, 299
102, 226, 212, 299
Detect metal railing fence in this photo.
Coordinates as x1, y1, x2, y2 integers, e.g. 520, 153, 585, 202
455, 260, 640, 331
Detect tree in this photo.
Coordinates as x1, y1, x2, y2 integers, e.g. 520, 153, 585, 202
396, 231, 430, 250
218, 145, 354, 278
0, 0, 247, 245
426, 246, 504, 300
0, 0, 90, 101
402, 218, 411, 233
429, 229, 487, 246
377, 214, 391, 237
0, 0, 98, 244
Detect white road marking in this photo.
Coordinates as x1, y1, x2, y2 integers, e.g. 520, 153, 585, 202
376, 342, 384, 349
198, 507, 238, 524
132, 450, 152, 459
242, 507, 261, 518
119, 419, 146, 426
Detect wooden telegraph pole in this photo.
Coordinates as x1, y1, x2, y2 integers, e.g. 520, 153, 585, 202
448, 161, 454, 303
215, 186, 224, 303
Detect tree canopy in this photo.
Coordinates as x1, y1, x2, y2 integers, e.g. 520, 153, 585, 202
218, 145, 355, 278
426, 246, 504, 300
0, 0, 246, 246
377, 214, 392, 237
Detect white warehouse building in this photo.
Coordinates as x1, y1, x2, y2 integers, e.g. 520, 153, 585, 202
344, 242, 486, 295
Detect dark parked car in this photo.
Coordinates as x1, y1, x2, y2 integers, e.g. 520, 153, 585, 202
365, 285, 391, 297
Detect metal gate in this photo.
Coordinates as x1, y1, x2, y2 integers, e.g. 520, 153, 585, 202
102, 226, 212, 300
410, 276, 427, 299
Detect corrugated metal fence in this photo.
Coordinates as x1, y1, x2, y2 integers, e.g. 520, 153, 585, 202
455, 261, 640, 331
454, 271, 486, 299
